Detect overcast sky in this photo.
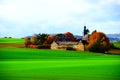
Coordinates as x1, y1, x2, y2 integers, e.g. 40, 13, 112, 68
0, 0, 120, 38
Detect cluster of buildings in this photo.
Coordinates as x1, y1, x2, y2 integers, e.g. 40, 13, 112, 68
50, 26, 89, 51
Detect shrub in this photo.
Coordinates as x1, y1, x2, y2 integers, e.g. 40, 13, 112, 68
37, 45, 50, 49
110, 43, 115, 49
87, 32, 110, 53
28, 45, 38, 48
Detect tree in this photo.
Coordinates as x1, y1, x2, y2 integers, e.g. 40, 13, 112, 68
44, 35, 54, 44
91, 30, 97, 34
31, 34, 38, 45
24, 37, 31, 47
64, 32, 75, 41
87, 32, 110, 53
37, 33, 48, 44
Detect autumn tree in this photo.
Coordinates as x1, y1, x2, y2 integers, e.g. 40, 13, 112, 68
87, 32, 110, 53
91, 30, 97, 34
31, 34, 38, 45
44, 35, 54, 45
24, 37, 31, 47
26, 33, 48, 45
64, 32, 75, 41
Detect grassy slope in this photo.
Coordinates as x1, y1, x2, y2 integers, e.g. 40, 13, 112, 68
0, 47, 120, 80
0, 38, 24, 43
112, 42, 120, 48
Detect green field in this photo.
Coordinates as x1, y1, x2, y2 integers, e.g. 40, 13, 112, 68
0, 38, 24, 43
111, 42, 120, 49
0, 38, 120, 80
0, 47, 120, 80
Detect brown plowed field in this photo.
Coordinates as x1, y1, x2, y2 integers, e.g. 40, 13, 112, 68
0, 43, 24, 48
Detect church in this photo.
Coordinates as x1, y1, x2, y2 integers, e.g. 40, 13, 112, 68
50, 26, 89, 51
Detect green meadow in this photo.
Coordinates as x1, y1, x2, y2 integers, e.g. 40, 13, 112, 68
0, 38, 24, 43
111, 42, 120, 49
0, 38, 120, 80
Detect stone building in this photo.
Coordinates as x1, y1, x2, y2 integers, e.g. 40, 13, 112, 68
50, 29, 89, 51
51, 41, 84, 51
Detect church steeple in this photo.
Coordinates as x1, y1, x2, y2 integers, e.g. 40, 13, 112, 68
83, 25, 89, 36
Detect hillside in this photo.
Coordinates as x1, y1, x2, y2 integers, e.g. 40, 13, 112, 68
107, 34, 120, 42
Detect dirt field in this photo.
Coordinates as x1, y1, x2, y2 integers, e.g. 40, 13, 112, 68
0, 43, 24, 48
109, 49, 120, 54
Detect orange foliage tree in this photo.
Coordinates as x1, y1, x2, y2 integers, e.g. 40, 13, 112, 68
64, 32, 75, 41
87, 32, 110, 53
43, 35, 54, 45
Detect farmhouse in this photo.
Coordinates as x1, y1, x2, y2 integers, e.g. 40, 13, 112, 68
51, 41, 84, 51
50, 27, 89, 51
25, 26, 89, 51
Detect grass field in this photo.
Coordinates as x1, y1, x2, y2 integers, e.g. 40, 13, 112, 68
0, 47, 120, 80
0, 38, 120, 80
111, 42, 120, 49
0, 38, 24, 43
